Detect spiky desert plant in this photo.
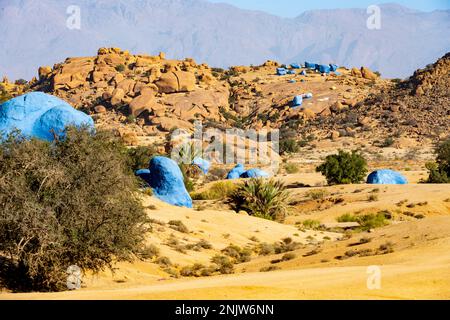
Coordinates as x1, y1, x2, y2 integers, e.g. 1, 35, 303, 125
230, 178, 290, 221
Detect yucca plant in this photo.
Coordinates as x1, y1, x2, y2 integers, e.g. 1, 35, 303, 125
230, 178, 290, 221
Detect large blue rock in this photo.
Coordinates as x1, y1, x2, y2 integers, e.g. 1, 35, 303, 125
240, 168, 270, 178
329, 64, 339, 72
277, 68, 287, 76
287, 69, 296, 74
135, 169, 152, 185
0, 92, 94, 141
290, 63, 300, 69
305, 62, 317, 69
367, 169, 408, 184
318, 64, 331, 74
227, 164, 245, 179
147, 156, 193, 208
192, 157, 211, 174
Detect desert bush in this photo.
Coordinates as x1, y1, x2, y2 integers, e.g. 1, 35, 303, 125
221, 244, 252, 263
301, 219, 322, 230
115, 64, 126, 72
126, 145, 159, 172
279, 138, 299, 155
191, 181, 237, 200
337, 212, 389, 231
211, 255, 234, 274
230, 178, 290, 221
316, 150, 367, 185
0, 128, 148, 291
426, 138, 450, 183
168, 220, 189, 233
260, 265, 280, 272
305, 189, 328, 200
284, 162, 299, 174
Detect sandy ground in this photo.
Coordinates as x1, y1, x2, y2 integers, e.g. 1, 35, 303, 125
1, 177, 449, 300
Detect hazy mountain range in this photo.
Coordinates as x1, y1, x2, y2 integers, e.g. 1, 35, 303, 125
1, 0, 449, 80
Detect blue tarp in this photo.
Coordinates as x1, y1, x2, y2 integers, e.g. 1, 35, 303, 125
367, 169, 408, 184
0, 92, 94, 141
227, 164, 245, 179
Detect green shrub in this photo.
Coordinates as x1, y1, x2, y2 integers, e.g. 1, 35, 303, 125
168, 220, 189, 233
0, 128, 147, 292
115, 64, 126, 72
211, 255, 234, 274
305, 189, 328, 200
301, 219, 322, 230
279, 139, 299, 155
426, 138, 450, 183
230, 178, 290, 221
284, 162, 299, 174
126, 145, 159, 172
191, 181, 237, 200
337, 212, 389, 231
316, 150, 367, 185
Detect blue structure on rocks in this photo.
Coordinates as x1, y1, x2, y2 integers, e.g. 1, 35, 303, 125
367, 169, 408, 184
292, 95, 303, 107
0, 92, 94, 141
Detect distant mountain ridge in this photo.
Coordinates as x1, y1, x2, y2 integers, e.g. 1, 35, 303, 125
0, 0, 449, 80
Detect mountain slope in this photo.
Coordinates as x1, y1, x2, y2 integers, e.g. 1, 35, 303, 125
0, 0, 449, 80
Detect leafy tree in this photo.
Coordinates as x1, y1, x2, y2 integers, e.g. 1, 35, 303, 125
316, 150, 367, 185
426, 138, 450, 183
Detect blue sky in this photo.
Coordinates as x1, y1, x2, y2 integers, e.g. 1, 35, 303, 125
208, 0, 450, 17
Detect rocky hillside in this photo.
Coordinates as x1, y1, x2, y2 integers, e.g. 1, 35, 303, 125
1, 48, 448, 148
300, 52, 450, 141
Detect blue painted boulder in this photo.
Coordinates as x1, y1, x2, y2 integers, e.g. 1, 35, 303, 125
147, 156, 193, 208
0, 92, 94, 141
300, 70, 307, 76
287, 69, 296, 74
290, 63, 300, 69
367, 169, 408, 185
240, 168, 270, 178
192, 157, 211, 174
302, 92, 313, 99
305, 62, 317, 69
135, 168, 152, 185
292, 95, 303, 107
329, 64, 339, 72
289, 79, 296, 83
276, 68, 287, 76
318, 64, 331, 74
227, 164, 245, 179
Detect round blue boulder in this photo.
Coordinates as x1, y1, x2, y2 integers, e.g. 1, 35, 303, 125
329, 64, 339, 72
192, 157, 211, 174
290, 63, 300, 69
0, 92, 94, 141
367, 169, 408, 184
318, 64, 331, 74
240, 168, 270, 178
227, 164, 245, 179
147, 156, 193, 208
277, 68, 287, 76
135, 169, 152, 185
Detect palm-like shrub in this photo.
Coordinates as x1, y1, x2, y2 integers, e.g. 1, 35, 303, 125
316, 150, 367, 185
230, 178, 290, 221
